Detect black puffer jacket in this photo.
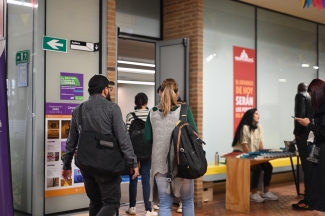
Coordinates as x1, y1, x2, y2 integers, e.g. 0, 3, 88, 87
294, 91, 313, 136
308, 102, 325, 145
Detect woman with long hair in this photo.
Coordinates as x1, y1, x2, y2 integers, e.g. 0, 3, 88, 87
144, 78, 197, 216
295, 78, 325, 211
232, 108, 278, 203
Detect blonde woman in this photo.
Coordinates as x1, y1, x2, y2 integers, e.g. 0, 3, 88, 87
144, 78, 197, 216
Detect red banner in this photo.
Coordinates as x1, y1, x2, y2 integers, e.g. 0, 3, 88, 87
233, 46, 256, 133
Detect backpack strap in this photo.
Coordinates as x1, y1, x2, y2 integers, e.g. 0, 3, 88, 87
131, 112, 138, 120
167, 134, 174, 196
78, 103, 84, 131
179, 104, 188, 123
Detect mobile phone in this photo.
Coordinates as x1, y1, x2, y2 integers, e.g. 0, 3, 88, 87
291, 116, 295, 118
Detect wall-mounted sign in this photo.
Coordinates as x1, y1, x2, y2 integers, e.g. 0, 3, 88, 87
60, 72, 84, 101
43, 36, 67, 53
18, 63, 28, 87
70, 40, 99, 52
16, 50, 29, 65
233, 46, 256, 133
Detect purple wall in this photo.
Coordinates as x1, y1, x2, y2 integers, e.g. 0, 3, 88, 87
0, 43, 14, 215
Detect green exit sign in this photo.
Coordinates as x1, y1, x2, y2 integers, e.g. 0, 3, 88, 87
43, 36, 67, 53
16, 50, 30, 65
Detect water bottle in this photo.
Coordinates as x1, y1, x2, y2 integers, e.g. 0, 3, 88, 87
215, 152, 219, 166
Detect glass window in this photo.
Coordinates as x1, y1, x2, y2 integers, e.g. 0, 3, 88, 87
257, 9, 317, 149
319, 25, 325, 79
203, 0, 255, 161
7, 0, 35, 213
116, 0, 161, 38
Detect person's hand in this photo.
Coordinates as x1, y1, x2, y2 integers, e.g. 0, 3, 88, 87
130, 167, 139, 180
295, 117, 310, 127
62, 170, 72, 181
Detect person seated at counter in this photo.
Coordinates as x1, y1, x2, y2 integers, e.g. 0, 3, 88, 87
231, 108, 279, 203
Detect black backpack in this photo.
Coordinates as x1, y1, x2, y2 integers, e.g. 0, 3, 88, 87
129, 112, 152, 160
167, 104, 207, 180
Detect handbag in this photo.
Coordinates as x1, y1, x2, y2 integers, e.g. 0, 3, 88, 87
75, 103, 126, 174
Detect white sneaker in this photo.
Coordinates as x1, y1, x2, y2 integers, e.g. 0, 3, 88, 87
152, 204, 160, 210
250, 193, 264, 203
145, 210, 158, 216
125, 207, 136, 215
261, 191, 279, 201
177, 203, 182, 213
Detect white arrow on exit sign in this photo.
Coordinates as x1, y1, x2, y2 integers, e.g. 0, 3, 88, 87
47, 39, 64, 50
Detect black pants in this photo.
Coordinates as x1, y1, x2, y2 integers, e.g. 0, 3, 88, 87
80, 168, 121, 216
296, 132, 311, 200
308, 143, 325, 212
251, 162, 273, 190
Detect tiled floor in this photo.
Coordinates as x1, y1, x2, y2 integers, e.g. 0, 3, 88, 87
57, 182, 324, 215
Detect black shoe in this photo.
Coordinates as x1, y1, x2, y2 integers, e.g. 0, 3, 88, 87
292, 200, 310, 210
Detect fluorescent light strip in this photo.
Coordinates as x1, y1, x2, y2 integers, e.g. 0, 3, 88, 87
7, 0, 38, 7
118, 67, 155, 74
302, 64, 309, 68
117, 60, 155, 67
118, 80, 155, 85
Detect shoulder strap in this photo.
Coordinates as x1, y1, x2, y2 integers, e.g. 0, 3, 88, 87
179, 104, 188, 123
131, 112, 138, 120
78, 103, 84, 127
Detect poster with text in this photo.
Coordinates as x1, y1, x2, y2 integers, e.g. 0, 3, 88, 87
60, 72, 84, 101
233, 46, 256, 133
45, 102, 86, 198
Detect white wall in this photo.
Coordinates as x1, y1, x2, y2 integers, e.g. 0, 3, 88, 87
117, 84, 155, 122
46, 0, 99, 102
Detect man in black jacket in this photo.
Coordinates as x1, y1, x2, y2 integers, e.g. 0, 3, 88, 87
62, 75, 138, 216
292, 82, 313, 209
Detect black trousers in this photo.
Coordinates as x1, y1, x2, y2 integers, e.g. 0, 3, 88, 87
308, 143, 325, 212
80, 168, 121, 216
251, 162, 273, 190
296, 132, 311, 200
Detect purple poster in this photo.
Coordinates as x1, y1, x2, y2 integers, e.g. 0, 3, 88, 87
0, 41, 14, 214
60, 72, 84, 101
46, 102, 79, 115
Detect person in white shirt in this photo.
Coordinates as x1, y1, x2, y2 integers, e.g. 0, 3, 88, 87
232, 108, 278, 203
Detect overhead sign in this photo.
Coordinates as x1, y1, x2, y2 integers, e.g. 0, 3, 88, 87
70, 40, 99, 52
16, 50, 30, 65
43, 36, 67, 53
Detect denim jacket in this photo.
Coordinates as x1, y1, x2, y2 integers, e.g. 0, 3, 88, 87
62, 94, 137, 170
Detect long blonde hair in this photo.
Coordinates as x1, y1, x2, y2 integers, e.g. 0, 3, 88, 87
160, 78, 179, 116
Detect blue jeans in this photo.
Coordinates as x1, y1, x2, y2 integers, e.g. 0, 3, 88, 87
155, 173, 194, 216
129, 159, 152, 211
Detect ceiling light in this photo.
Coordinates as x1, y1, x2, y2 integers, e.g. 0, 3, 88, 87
7, 0, 38, 7
205, 54, 216, 62
279, 79, 287, 82
313, 66, 319, 69
117, 60, 155, 67
118, 80, 155, 85
118, 67, 155, 74
302, 64, 309, 68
